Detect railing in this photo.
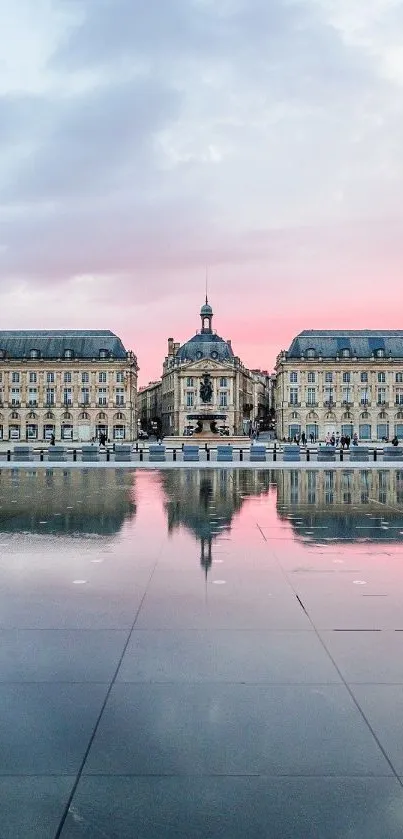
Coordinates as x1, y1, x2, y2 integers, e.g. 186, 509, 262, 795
288, 402, 301, 407
324, 400, 335, 407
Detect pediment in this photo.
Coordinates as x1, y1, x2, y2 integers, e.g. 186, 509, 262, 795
179, 358, 232, 373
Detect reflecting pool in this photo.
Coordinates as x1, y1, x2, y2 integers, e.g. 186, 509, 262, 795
1, 468, 403, 838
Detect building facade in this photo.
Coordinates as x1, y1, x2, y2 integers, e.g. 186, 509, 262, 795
0, 330, 138, 443
157, 300, 266, 436
138, 380, 162, 436
275, 330, 403, 442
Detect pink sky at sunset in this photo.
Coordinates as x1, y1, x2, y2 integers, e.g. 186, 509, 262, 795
1, 0, 403, 385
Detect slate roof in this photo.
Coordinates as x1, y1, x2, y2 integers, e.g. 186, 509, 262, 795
0, 330, 127, 359
175, 332, 234, 363
287, 330, 403, 359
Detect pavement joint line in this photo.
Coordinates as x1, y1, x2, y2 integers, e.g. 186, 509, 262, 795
261, 540, 403, 787
53, 543, 164, 839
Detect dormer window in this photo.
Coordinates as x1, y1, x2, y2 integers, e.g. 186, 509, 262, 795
0, 349, 4, 359
306, 348, 316, 358
341, 348, 351, 358
30, 348, 40, 359
99, 349, 109, 359
64, 348, 73, 359
375, 348, 385, 358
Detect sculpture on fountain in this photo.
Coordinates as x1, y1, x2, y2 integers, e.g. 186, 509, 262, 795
199, 374, 213, 403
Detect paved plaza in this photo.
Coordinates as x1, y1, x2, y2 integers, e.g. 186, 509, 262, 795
1, 467, 403, 837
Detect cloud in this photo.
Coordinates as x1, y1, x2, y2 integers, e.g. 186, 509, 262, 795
0, 77, 181, 202
1, 0, 403, 383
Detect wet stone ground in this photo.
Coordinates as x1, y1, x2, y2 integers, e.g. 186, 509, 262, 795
1, 467, 403, 837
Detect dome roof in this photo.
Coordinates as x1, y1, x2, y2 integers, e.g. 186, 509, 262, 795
175, 297, 234, 363
200, 301, 213, 316
176, 332, 234, 363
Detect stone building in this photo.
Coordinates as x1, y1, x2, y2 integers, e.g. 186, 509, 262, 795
159, 299, 261, 436
138, 380, 162, 436
0, 330, 138, 443
275, 330, 403, 442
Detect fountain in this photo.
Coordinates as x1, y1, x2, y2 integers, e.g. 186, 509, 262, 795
186, 372, 227, 437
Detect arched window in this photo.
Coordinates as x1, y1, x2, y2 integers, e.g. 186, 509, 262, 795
306, 348, 316, 358
341, 348, 351, 358
30, 348, 40, 359
64, 348, 73, 359
99, 348, 109, 359
375, 348, 385, 358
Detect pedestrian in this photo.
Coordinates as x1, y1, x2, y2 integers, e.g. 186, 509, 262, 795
50, 432, 55, 446
353, 433, 358, 446
301, 432, 306, 446
310, 432, 314, 444
330, 433, 335, 446
340, 435, 345, 449
345, 435, 351, 449
392, 435, 399, 447
336, 434, 340, 447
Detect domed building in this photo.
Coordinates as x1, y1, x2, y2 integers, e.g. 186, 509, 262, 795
135, 298, 270, 439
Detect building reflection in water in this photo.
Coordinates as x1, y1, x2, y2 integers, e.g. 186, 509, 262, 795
161, 470, 272, 576
0, 468, 136, 536
274, 469, 403, 542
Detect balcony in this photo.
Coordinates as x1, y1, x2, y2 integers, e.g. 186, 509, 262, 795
9, 401, 20, 407
288, 402, 301, 407
306, 402, 318, 408
98, 400, 108, 407
360, 400, 371, 407
324, 400, 335, 407
377, 401, 389, 407
28, 401, 38, 407
342, 400, 353, 407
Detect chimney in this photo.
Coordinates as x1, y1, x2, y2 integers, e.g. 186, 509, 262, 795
227, 340, 232, 349
174, 342, 180, 353
168, 338, 174, 356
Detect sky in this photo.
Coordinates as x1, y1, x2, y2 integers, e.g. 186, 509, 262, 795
1, 0, 403, 385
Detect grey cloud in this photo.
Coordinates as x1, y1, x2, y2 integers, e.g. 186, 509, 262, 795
54, 0, 380, 105
1, 77, 181, 201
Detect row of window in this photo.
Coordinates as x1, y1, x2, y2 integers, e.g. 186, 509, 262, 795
0, 348, 114, 360
1, 388, 126, 406
0, 425, 128, 441
185, 392, 228, 407
289, 387, 396, 404
185, 377, 228, 388
302, 348, 388, 359
288, 423, 403, 441
0, 371, 125, 384
290, 371, 403, 383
